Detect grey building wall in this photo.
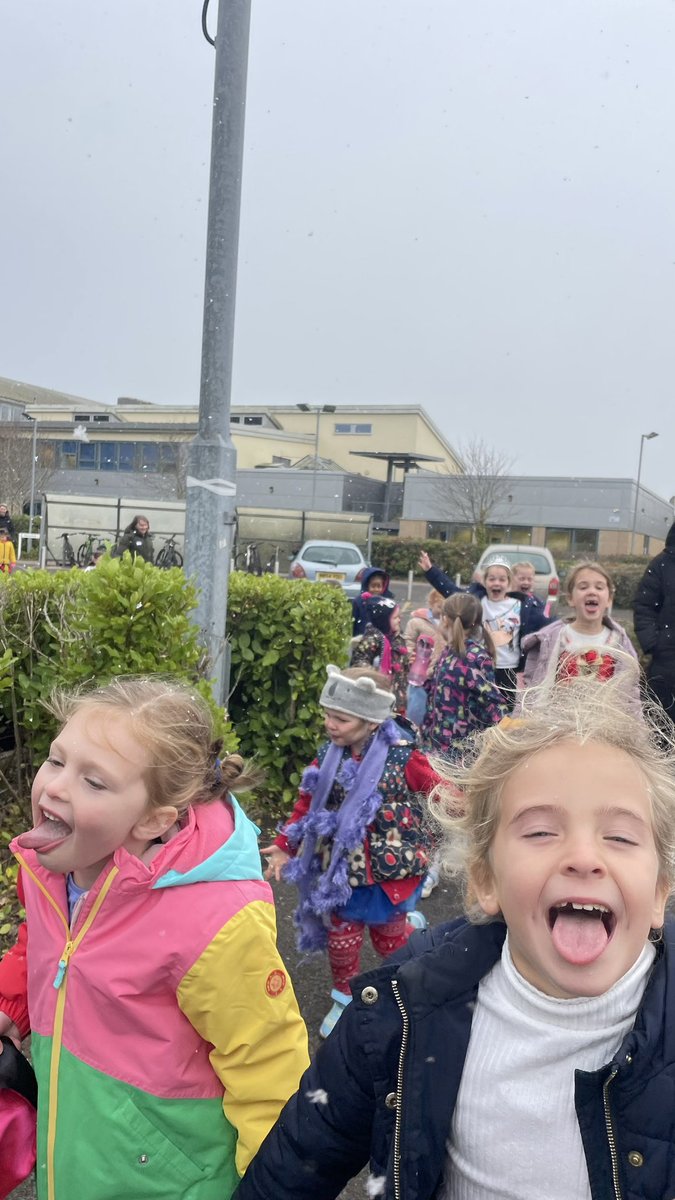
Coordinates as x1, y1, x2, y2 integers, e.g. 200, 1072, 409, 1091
236, 468, 387, 515
402, 474, 673, 539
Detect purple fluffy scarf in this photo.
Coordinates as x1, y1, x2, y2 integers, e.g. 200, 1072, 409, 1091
283, 718, 400, 952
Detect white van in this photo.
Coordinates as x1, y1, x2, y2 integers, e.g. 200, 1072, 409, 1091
476, 545, 559, 611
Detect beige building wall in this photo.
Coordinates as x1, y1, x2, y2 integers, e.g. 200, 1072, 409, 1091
398, 519, 428, 540
266, 406, 461, 480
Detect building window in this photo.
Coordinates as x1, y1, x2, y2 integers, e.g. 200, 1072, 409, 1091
545, 528, 598, 555
243, 415, 263, 426
54, 439, 182, 474
334, 422, 372, 435
485, 526, 533, 545
230, 416, 240, 424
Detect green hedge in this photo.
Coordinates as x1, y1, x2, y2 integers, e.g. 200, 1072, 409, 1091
227, 573, 352, 819
371, 537, 478, 581
0, 555, 234, 951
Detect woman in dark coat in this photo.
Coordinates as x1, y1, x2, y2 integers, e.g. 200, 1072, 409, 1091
633, 521, 675, 722
113, 514, 154, 563
0, 505, 16, 543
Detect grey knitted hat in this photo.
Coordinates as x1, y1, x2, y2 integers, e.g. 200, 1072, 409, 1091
319, 665, 395, 724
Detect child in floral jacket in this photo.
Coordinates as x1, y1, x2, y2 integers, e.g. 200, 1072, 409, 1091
262, 666, 439, 1038
350, 597, 410, 714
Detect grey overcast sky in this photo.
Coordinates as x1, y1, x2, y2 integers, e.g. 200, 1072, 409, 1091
1, 1, 674, 498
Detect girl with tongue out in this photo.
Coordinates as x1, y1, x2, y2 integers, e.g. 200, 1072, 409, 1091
231, 675, 675, 1200
0, 678, 309, 1200
518, 561, 641, 716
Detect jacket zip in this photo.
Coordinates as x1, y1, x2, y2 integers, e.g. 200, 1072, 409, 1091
15, 855, 118, 1200
602, 1065, 622, 1200
391, 979, 410, 1200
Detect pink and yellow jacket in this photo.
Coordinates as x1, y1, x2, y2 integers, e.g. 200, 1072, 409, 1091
0, 796, 309, 1200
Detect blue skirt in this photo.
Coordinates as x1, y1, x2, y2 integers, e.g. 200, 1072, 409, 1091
335, 881, 423, 925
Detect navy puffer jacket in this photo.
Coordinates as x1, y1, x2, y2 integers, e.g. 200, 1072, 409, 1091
234, 919, 675, 1200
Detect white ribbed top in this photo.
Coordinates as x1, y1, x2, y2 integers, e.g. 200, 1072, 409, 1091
441, 935, 655, 1200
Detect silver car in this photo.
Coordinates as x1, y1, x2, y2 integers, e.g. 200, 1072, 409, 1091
289, 540, 369, 599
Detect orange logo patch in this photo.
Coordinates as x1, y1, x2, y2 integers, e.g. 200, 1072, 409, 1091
265, 969, 287, 998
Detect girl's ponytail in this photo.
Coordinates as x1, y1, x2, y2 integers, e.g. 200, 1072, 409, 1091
209, 743, 264, 797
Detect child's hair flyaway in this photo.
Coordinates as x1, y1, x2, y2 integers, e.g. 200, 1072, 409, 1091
428, 672, 675, 921
47, 677, 262, 815
442, 593, 496, 661
565, 560, 614, 599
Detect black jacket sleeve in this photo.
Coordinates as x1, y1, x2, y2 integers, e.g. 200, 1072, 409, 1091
424, 564, 462, 597
633, 560, 663, 655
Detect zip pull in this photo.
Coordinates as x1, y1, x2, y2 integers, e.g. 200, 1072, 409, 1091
53, 940, 75, 989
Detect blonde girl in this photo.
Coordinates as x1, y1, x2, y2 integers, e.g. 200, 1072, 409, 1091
0, 677, 308, 1200
234, 675, 675, 1200
520, 560, 640, 715
423, 593, 507, 756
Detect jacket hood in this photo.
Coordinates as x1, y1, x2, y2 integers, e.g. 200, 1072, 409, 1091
360, 566, 391, 594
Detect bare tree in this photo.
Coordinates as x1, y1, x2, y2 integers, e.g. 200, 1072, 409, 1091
434, 438, 515, 546
0, 422, 53, 516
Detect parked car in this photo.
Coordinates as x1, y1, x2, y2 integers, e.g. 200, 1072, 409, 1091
476, 544, 559, 610
289, 540, 369, 599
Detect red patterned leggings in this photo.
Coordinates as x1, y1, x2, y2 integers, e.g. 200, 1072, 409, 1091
327, 912, 410, 994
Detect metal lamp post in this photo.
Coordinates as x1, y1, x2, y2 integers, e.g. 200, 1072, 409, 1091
296, 403, 336, 512
22, 414, 38, 537
630, 431, 658, 555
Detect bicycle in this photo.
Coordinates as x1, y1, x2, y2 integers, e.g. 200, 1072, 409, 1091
234, 543, 263, 575
155, 534, 184, 569
76, 532, 108, 567
59, 532, 76, 568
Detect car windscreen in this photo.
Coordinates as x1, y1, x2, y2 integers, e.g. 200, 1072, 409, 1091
303, 546, 362, 565
485, 551, 552, 574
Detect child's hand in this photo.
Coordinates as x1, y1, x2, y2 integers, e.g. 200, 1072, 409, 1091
418, 551, 432, 572
0, 1012, 22, 1053
261, 845, 291, 882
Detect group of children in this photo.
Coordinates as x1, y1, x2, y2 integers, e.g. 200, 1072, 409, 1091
0, 551, 668, 1200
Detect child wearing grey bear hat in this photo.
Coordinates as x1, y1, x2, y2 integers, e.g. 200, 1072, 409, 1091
262, 666, 440, 1037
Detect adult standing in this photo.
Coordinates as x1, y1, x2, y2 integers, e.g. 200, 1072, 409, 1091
633, 521, 675, 722
113, 515, 154, 563
0, 505, 16, 544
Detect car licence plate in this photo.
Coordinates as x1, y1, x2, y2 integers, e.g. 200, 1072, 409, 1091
316, 571, 346, 582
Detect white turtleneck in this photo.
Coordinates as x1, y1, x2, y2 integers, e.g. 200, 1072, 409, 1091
442, 935, 655, 1200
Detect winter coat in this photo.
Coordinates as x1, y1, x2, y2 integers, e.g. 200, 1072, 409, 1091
113, 529, 154, 563
350, 624, 409, 714
0, 797, 309, 1200
634, 523, 675, 716
422, 565, 551, 668
403, 608, 445, 672
519, 615, 641, 717
274, 738, 437, 897
233, 918, 675, 1200
0, 512, 16, 542
351, 567, 393, 636
0, 540, 16, 572
423, 639, 507, 753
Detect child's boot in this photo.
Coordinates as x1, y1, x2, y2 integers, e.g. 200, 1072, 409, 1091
320, 988, 352, 1039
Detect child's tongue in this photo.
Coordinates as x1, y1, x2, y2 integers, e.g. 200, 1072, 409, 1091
551, 910, 610, 965
17, 816, 72, 852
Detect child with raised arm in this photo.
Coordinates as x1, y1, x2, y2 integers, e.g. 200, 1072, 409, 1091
0, 677, 308, 1200
262, 666, 439, 1038
234, 672, 675, 1200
